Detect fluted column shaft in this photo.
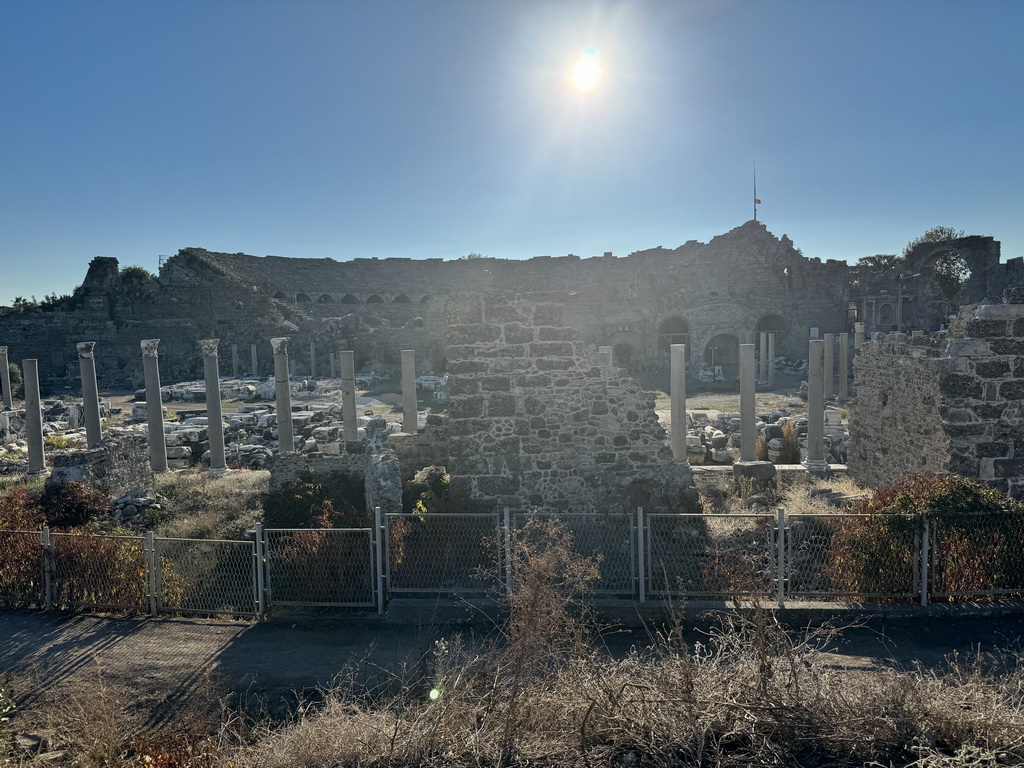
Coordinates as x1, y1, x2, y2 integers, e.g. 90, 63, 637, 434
401, 349, 417, 433
272, 338, 295, 451
77, 342, 103, 448
23, 359, 45, 474
141, 340, 167, 472
340, 350, 357, 441
200, 339, 226, 471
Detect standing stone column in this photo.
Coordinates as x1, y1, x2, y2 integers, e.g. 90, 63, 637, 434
838, 332, 849, 402
804, 339, 827, 473
272, 338, 295, 452
0, 346, 13, 409
670, 344, 688, 463
231, 344, 240, 379
739, 343, 756, 462
598, 345, 613, 366
141, 340, 168, 472
767, 332, 777, 387
758, 332, 768, 381
23, 360, 45, 475
401, 349, 417, 433
854, 322, 866, 351
250, 343, 258, 377
340, 350, 357, 441
200, 339, 227, 472
823, 334, 834, 400
77, 342, 103, 448
309, 341, 317, 378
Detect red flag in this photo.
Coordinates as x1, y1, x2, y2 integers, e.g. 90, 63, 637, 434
754, 198, 761, 204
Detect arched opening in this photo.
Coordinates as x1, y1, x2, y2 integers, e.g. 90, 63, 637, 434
317, 294, 334, 303
295, 293, 311, 303
340, 294, 361, 305
272, 291, 289, 301
657, 316, 691, 356
878, 303, 894, 325
924, 250, 973, 324
420, 294, 433, 304
366, 294, 385, 304
392, 294, 412, 304
704, 334, 740, 380
612, 343, 633, 367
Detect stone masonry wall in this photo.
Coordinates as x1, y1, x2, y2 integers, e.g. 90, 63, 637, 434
46, 434, 154, 497
414, 291, 696, 513
850, 292, 1024, 498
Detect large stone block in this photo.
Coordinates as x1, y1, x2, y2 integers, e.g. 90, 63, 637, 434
939, 374, 982, 399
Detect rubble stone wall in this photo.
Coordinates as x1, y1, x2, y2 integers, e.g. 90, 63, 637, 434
850, 296, 1024, 498
46, 434, 153, 497
400, 292, 696, 513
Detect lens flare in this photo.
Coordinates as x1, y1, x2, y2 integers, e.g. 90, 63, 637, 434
569, 47, 603, 94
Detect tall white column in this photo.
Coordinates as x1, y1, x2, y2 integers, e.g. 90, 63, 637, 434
77, 342, 103, 448
758, 331, 768, 381
340, 350, 357, 441
804, 339, 827, 473
854, 322, 866, 351
670, 344, 687, 462
309, 340, 317, 378
0, 346, 12, 409
23, 359, 45, 475
200, 339, 226, 472
141, 339, 167, 472
838, 332, 849, 402
250, 343, 258, 377
231, 344, 240, 379
739, 343, 756, 462
823, 333, 834, 400
401, 349, 417, 433
272, 338, 295, 452
767, 332, 776, 387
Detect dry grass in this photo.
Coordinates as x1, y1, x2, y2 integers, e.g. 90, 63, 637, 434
153, 469, 268, 540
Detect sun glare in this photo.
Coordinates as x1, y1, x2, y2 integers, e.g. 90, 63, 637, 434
569, 47, 603, 94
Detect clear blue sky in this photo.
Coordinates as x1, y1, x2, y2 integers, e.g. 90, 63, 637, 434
3, 1, 1023, 305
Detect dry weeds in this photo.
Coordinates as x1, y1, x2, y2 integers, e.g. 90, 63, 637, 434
153, 469, 268, 540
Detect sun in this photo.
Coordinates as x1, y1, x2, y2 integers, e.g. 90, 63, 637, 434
569, 47, 603, 94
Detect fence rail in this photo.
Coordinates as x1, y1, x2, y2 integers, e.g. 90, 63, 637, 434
3, 507, 1024, 620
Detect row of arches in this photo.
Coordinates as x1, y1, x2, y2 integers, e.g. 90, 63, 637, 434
272, 292, 432, 305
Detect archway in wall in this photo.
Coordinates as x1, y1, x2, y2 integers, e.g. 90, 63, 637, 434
923, 250, 973, 328
878, 303, 894, 325
393, 294, 411, 304
704, 334, 740, 380
657, 316, 691, 357
420, 294, 432, 303
273, 291, 289, 301
340, 294, 361, 305
612, 343, 633, 366
318, 294, 334, 303
366, 295, 385, 304
295, 293, 311, 303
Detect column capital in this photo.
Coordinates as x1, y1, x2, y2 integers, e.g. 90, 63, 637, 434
0, 346, 7, 355
141, 339, 160, 358
270, 337, 289, 354
198, 338, 220, 357
76, 341, 96, 359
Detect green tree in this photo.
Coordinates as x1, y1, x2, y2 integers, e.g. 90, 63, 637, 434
856, 253, 902, 273
902, 225, 965, 258
119, 265, 154, 281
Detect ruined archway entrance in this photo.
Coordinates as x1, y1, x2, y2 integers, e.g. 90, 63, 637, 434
657, 316, 690, 356
704, 334, 740, 380
612, 343, 633, 366
754, 313, 788, 358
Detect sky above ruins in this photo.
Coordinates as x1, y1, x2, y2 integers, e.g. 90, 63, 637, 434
2, 1, 1024, 304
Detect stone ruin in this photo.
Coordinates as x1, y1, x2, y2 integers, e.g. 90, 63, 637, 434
850, 288, 1024, 498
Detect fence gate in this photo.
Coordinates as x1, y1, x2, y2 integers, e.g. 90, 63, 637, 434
384, 512, 500, 595
263, 528, 376, 609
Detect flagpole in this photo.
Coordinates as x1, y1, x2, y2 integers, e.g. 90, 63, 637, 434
753, 161, 757, 222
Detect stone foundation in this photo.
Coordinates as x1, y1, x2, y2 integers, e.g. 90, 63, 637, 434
46, 434, 153, 497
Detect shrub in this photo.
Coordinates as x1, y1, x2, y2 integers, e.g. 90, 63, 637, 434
39, 481, 110, 529
0, 487, 43, 531
262, 470, 367, 529
6, 363, 20, 393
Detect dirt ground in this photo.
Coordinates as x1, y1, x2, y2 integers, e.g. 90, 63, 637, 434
2, 606, 1023, 737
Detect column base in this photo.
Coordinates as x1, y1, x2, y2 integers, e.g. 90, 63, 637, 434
207, 466, 230, 476
802, 459, 829, 475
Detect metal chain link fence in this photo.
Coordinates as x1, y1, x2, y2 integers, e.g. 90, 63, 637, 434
265, 528, 374, 607
155, 537, 259, 616
930, 512, 1024, 599
385, 513, 499, 594
0, 530, 44, 607
50, 532, 147, 611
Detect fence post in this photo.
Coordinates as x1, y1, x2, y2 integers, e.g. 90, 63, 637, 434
920, 517, 929, 607
254, 523, 266, 620
41, 526, 52, 611
146, 531, 157, 617
503, 507, 512, 597
636, 507, 646, 603
374, 506, 385, 616
776, 508, 786, 610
